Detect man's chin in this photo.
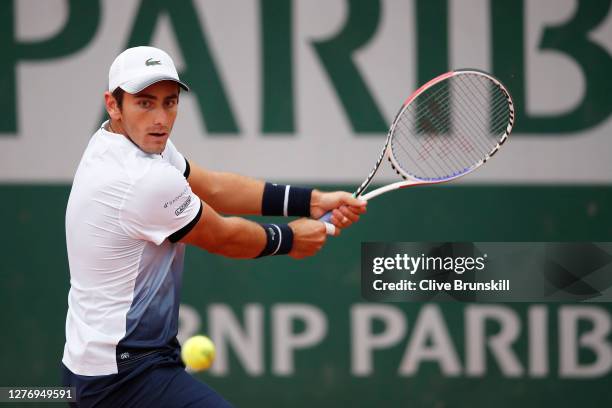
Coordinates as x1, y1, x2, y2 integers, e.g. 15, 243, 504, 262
150, 145, 166, 154
143, 140, 168, 154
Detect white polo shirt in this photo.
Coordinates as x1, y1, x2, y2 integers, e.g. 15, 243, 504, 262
62, 121, 202, 376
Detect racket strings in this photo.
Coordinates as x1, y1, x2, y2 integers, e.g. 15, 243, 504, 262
396, 104, 489, 179
417, 78, 503, 159
394, 120, 463, 179
466, 74, 511, 130
395, 110, 458, 175
452, 94, 509, 160
391, 73, 510, 181
450, 83, 509, 156
457, 76, 498, 130
400, 82, 490, 174
454, 75, 510, 143
458, 76, 510, 143
392, 123, 436, 178
394, 83, 471, 176
408, 90, 492, 168
396, 88, 486, 178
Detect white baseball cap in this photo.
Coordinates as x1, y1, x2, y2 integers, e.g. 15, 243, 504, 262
108, 46, 189, 94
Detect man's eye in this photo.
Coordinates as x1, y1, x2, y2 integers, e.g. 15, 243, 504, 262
165, 100, 177, 108
139, 100, 151, 108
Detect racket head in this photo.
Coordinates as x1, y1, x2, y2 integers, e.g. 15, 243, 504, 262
386, 69, 514, 185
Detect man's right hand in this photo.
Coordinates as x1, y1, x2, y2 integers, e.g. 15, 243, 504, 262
288, 218, 336, 259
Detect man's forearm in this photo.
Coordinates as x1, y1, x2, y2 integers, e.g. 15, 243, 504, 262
187, 161, 264, 215
201, 215, 266, 258
181, 203, 294, 258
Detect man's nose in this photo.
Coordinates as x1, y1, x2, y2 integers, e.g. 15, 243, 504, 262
152, 107, 168, 126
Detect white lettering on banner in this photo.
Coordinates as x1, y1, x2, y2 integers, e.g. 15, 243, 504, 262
1, 0, 611, 183
208, 304, 264, 376
559, 306, 612, 378
528, 305, 548, 377
351, 304, 407, 376
272, 304, 328, 376
398, 305, 461, 376
179, 303, 612, 378
465, 305, 524, 377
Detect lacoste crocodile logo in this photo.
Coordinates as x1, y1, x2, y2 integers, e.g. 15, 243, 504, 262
145, 58, 161, 66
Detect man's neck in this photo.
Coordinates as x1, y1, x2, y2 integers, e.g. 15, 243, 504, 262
107, 120, 125, 135
106, 120, 152, 154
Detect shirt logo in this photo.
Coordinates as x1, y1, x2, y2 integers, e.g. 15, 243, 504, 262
120, 352, 130, 360
175, 196, 192, 216
164, 186, 189, 208
145, 58, 161, 66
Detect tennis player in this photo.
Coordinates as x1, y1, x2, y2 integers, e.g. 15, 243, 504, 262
61, 46, 366, 407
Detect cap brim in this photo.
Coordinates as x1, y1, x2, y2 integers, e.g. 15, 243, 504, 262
119, 75, 189, 94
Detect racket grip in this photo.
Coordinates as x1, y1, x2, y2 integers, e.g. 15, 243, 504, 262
318, 211, 336, 236
319, 211, 333, 223
318, 192, 359, 224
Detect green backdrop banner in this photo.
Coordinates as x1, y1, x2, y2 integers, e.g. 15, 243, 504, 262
1, 185, 611, 407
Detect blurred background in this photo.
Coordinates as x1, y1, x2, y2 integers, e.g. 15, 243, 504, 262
1, 0, 611, 407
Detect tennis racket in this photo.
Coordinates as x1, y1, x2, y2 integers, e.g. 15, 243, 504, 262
320, 68, 515, 223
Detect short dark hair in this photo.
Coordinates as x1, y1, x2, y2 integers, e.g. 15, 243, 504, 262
112, 88, 125, 110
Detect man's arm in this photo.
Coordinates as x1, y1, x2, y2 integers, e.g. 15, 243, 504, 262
122, 158, 330, 259
179, 201, 329, 259
186, 160, 367, 224
186, 160, 264, 215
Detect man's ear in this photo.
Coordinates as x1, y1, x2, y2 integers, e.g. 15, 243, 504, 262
104, 91, 122, 121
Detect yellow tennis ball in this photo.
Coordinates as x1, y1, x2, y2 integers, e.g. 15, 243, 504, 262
181, 335, 216, 372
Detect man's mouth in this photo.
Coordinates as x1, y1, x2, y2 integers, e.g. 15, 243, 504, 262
148, 132, 167, 137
